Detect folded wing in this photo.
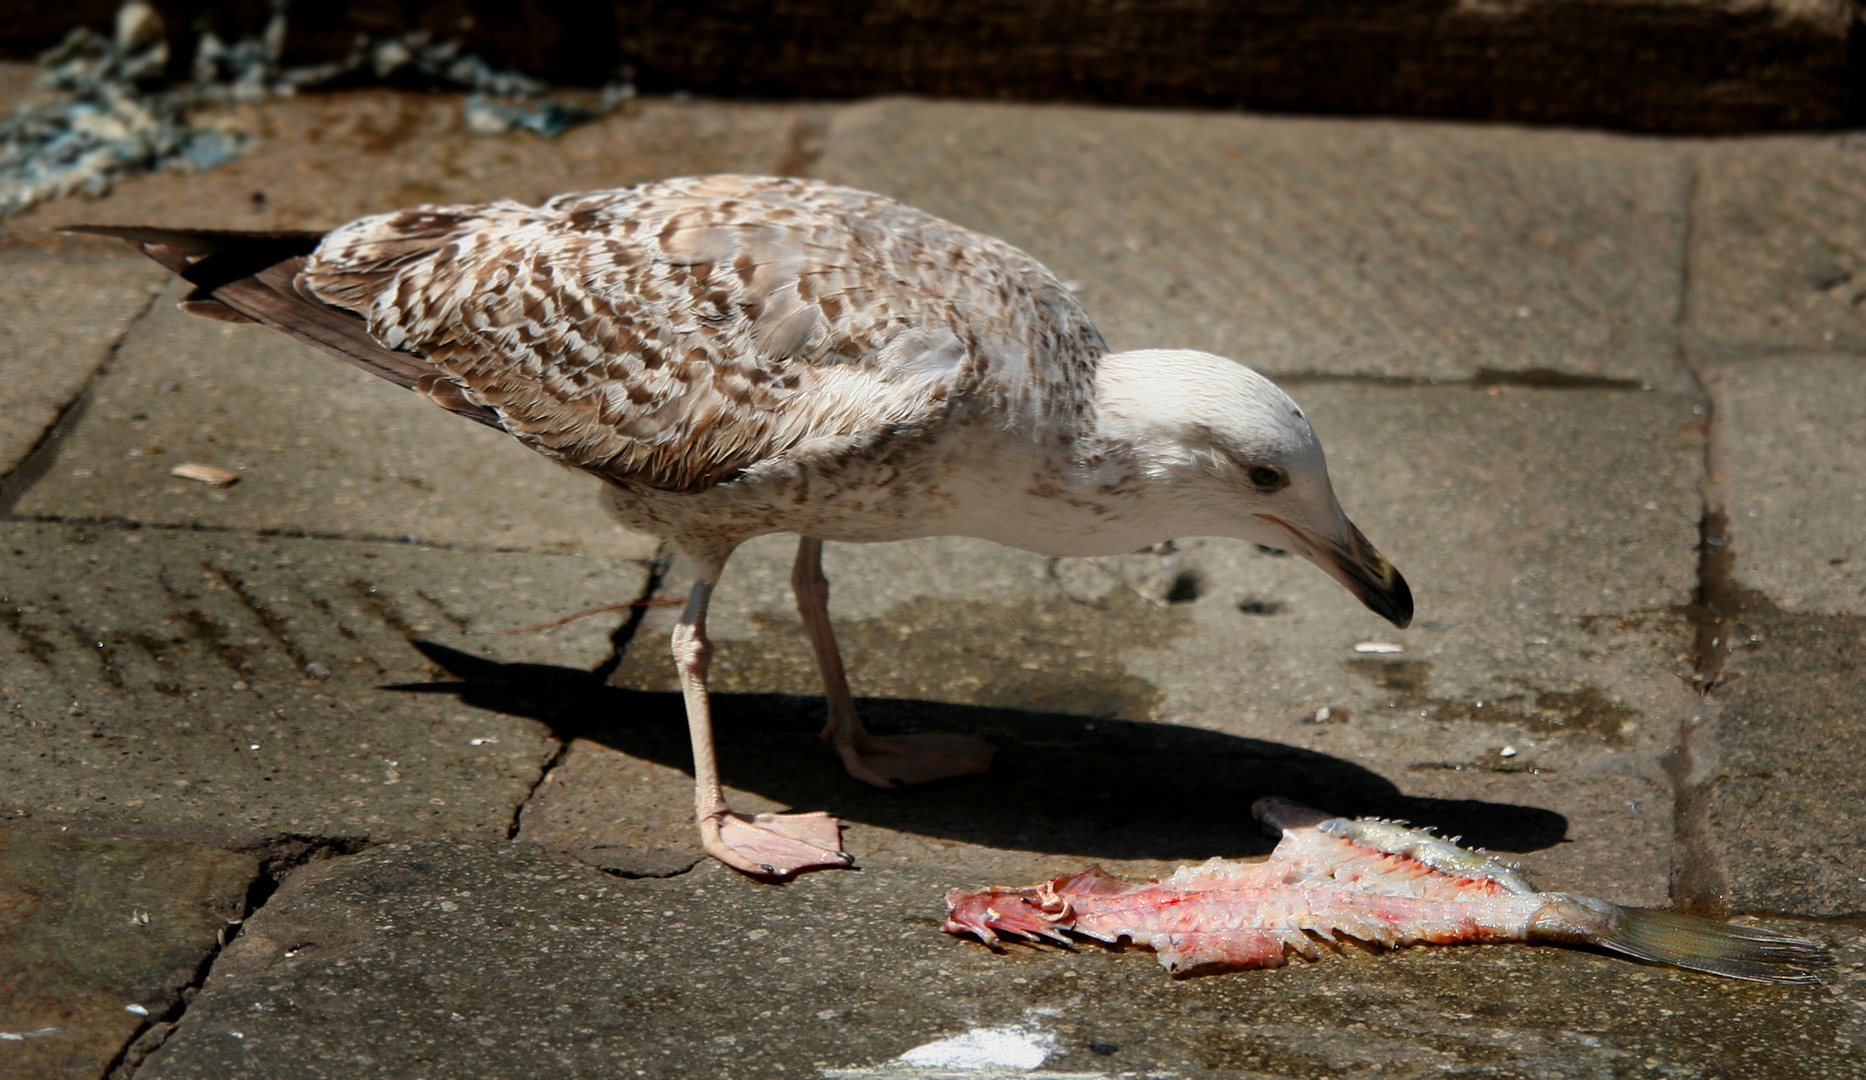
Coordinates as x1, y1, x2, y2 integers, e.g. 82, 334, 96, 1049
301, 175, 1105, 492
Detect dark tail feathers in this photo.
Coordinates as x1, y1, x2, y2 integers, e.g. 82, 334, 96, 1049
65, 225, 503, 430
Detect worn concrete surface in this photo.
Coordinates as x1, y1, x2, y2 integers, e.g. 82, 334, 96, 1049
1689, 356, 1866, 923
0, 253, 165, 477
12, 279, 647, 556
1707, 355, 1866, 616
0, 831, 256, 1080
1688, 138, 1866, 361
3, 84, 1865, 1080
1704, 610, 1866, 920
0, 519, 645, 848
134, 840, 1865, 1080
1667, 135, 1866, 944
819, 100, 1692, 386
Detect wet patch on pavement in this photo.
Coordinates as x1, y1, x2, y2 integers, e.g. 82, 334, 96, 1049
0, 831, 257, 1080
1345, 658, 1641, 743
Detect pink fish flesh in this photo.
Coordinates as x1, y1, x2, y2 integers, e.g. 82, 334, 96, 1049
944, 798, 1828, 983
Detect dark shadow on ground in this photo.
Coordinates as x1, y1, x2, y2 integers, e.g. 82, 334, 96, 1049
395, 642, 1567, 861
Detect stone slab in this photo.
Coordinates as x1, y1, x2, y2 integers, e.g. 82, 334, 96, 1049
1687, 137, 1866, 360
1708, 355, 1866, 615
0, 518, 651, 847
818, 99, 1691, 386
1705, 608, 1866, 919
552, 384, 1705, 903
0, 252, 164, 478
6, 93, 825, 245
13, 279, 655, 557
138, 838, 1862, 1080
0, 830, 257, 1080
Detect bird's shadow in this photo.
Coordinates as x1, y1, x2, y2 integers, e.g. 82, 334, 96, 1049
394, 641, 1567, 861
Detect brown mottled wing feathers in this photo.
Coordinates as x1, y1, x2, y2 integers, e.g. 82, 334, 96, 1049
298, 176, 1104, 492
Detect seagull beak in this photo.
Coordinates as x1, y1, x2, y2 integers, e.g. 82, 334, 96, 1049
1255, 513, 1413, 628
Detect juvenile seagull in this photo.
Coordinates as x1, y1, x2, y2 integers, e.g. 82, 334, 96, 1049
78, 174, 1411, 878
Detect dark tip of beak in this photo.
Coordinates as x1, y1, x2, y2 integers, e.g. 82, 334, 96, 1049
1320, 519, 1413, 628
1332, 533, 1411, 629
1359, 567, 1413, 629
1255, 512, 1414, 628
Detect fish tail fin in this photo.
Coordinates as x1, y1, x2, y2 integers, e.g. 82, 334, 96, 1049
1529, 895, 1830, 984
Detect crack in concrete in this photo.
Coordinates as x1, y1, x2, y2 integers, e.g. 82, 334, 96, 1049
552, 838, 704, 881
0, 388, 98, 516
104, 834, 372, 1079
1663, 695, 1730, 918
1661, 156, 1739, 920
593, 859, 701, 881
1674, 153, 1700, 380
0, 285, 160, 516
505, 545, 673, 842
1668, 432, 1802, 923
592, 544, 673, 686
510, 740, 577, 842
1691, 509, 1746, 693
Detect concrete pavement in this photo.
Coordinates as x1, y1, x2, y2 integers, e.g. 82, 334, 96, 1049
2, 71, 1863, 1078
131, 845, 1865, 1080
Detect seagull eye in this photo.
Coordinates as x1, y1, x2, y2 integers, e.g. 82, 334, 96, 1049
1248, 465, 1288, 491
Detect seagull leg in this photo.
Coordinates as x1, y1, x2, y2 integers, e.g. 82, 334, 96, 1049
674, 577, 853, 878
792, 536, 996, 788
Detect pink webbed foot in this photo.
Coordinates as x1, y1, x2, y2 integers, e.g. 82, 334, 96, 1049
833, 731, 997, 789
702, 809, 854, 879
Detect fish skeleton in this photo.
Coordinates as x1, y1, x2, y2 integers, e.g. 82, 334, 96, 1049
944, 797, 1829, 983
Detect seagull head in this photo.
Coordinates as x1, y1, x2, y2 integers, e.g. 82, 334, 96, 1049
1096, 349, 1412, 628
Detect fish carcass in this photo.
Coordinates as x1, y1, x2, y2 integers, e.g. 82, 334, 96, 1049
944, 798, 1828, 983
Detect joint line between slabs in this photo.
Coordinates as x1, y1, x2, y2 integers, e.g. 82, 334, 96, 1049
1665, 243, 1734, 916
0, 510, 626, 559
0, 284, 161, 515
